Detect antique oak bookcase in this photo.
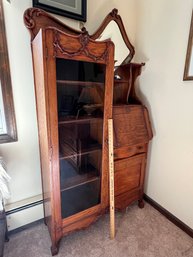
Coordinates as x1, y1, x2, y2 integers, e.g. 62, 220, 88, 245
24, 8, 152, 255
25, 15, 114, 255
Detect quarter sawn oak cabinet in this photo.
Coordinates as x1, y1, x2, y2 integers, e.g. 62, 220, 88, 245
113, 63, 153, 210
26, 19, 114, 255
24, 8, 152, 255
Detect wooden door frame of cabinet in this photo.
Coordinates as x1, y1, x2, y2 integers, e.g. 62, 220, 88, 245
33, 27, 114, 254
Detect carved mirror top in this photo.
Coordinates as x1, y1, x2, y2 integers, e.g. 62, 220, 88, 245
91, 9, 135, 66
24, 7, 81, 41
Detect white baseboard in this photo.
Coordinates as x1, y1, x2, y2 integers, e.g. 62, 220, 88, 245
5, 194, 44, 231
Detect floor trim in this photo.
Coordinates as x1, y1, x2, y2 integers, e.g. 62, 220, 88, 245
8, 219, 44, 236
6, 200, 43, 215
144, 194, 193, 238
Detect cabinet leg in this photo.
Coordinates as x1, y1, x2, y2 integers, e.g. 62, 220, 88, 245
51, 243, 59, 256
5, 224, 9, 242
138, 199, 145, 209
44, 217, 48, 226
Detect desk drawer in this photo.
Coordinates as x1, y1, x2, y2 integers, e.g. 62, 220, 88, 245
114, 154, 146, 196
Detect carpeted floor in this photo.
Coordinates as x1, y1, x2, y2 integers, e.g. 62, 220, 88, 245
3, 203, 193, 257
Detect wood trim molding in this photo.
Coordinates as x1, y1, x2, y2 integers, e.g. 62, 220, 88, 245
144, 194, 193, 238
23, 7, 81, 41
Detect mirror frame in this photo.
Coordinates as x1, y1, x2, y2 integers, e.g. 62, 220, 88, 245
91, 8, 135, 65
184, 10, 193, 80
0, 0, 17, 143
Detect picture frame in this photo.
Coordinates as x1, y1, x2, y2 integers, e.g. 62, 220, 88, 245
0, 0, 17, 143
33, 0, 87, 22
184, 10, 193, 80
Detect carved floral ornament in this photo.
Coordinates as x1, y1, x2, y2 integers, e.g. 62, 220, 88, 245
53, 29, 110, 62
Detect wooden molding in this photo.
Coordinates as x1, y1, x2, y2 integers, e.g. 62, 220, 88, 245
23, 7, 81, 41
144, 194, 193, 238
52, 28, 110, 62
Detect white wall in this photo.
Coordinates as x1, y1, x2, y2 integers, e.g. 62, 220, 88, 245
1, 0, 137, 228
136, 0, 193, 229
1, 0, 42, 205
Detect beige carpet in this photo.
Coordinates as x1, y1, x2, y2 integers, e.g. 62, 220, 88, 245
4, 203, 193, 257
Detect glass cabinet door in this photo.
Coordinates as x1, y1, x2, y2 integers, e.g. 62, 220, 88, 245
56, 58, 106, 219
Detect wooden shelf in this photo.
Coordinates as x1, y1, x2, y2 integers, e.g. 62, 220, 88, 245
114, 79, 129, 84
59, 146, 102, 160
58, 116, 103, 125
60, 171, 100, 192
57, 80, 104, 87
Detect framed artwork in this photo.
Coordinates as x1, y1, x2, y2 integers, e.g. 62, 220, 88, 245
0, 0, 17, 143
33, 0, 87, 22
184, 10, 193, 80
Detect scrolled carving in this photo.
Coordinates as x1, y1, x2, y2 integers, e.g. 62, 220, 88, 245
24, 7, 80, 41
24, 8, 48, 40
110, 8, 119, 19
24, 8, 43, 29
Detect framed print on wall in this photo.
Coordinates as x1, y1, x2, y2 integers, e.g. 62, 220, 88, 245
0, 0, 17, 143
33, 0, 87, 22
184, 10, 193, 80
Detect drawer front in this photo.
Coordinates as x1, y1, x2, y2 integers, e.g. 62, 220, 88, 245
114, 143, 147, 160
114, 154, 146, 196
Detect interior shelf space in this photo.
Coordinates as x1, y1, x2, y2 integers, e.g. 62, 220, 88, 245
114, 79, 129, 84
59, 147, 102, 160
59, 143, 101, 217
60, 149, 101, 190
60, 169, 100, 192
61, 178, 101, 219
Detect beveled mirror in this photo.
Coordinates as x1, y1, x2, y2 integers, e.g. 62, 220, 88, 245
184, 10, 193, 80
0, 0, 17, 143
91, 9, 135, 67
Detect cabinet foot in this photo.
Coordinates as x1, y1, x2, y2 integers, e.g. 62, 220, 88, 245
121, 208, 127, 213
51, 244, 59, 256
5, 225, 9, 242
138, 199, 145, 209
44, 217, 48, 226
